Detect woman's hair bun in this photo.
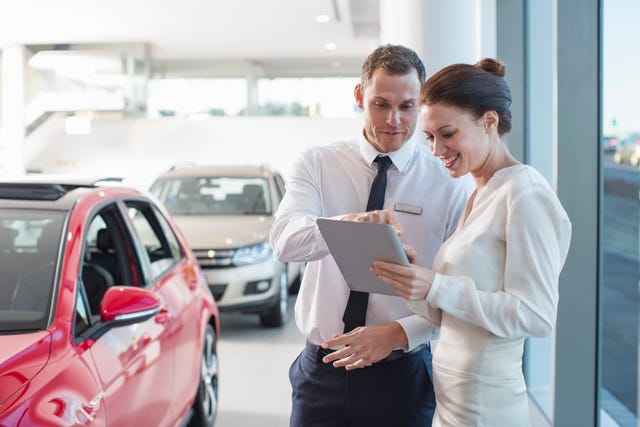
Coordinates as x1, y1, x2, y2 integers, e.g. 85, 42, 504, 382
475, 58, 506, 78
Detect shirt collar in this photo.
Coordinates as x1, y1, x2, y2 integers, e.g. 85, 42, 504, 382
358, 131, 418, 174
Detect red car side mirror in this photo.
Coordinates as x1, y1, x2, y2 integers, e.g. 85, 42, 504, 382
100, 286, 161, 325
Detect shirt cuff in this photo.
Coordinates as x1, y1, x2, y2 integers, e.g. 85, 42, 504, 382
426, 272, 444, 307
395, 314, 439, 351
405, 273, 444, 328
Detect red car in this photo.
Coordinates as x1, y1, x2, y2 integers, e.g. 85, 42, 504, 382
0, 178, 220, 426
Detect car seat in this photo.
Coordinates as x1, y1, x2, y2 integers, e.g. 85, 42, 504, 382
241, 184, 267, 213
82, 227, 118, 315
0, 227, 19, 309
10, 222, 59, 312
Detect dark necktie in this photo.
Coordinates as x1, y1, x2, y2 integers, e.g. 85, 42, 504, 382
342, 155, 393, 333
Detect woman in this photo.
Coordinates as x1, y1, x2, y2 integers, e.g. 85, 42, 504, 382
371, 59, 571, 426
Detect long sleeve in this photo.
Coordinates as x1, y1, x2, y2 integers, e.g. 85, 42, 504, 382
270, 149, 343, 263
410, 183, 571, 338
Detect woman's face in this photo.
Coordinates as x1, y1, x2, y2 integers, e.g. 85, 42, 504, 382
420, 103, 495, 179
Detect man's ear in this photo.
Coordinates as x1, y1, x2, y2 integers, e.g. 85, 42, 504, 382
354, 83, 364, 109
483, 111, 499, 131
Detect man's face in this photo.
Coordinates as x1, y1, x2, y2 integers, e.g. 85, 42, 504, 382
354, 68, 421, 153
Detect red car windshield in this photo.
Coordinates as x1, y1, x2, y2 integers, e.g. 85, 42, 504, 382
0, 210, 65, 332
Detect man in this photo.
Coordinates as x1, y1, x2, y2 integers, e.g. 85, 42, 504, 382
270, 44, 470, 427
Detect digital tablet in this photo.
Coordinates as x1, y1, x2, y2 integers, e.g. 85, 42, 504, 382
317, 218, 409, 296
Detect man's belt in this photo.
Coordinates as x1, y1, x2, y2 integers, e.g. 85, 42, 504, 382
305, 340, 428, 366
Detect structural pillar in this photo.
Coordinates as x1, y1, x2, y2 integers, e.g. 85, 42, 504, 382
1, 45, 26, 176
379, 0, 496, 76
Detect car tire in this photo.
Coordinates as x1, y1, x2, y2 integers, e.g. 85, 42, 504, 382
288, 263, 306, 295
260, 270, 288, 327
189, 323, 219, 427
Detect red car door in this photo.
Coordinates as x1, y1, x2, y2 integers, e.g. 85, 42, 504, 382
121, 200, 204, 421
79, 203, 176, 426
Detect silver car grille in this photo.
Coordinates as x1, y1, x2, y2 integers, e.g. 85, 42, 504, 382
193, 248, 235, 268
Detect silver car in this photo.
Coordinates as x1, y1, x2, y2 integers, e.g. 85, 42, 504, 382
150, 165, 303, 327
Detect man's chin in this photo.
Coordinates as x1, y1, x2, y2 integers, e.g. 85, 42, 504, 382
379, 136, 407, 151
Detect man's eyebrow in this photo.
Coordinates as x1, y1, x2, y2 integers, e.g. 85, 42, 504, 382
370, 96, 417, 103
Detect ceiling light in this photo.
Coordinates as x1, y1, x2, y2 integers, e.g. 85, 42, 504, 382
316, 14, 330, 23
324, 42, 337, 51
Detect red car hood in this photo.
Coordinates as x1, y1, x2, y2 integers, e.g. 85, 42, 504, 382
0, 331, 51, 406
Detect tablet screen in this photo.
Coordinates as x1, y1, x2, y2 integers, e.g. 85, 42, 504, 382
317, 218, 408, 296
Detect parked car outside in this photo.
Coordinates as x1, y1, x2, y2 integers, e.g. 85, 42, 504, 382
603, 135, 618, 154
149, 165, 304, 327
613, 133, 640, 167
0, 177, 219, 427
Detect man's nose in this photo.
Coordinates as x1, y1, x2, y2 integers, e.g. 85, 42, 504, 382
386, 108, 400, 125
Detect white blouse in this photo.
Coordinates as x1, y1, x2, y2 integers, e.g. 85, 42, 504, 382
407, 164, 571, 426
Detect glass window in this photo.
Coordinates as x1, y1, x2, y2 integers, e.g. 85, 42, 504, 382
126, 201, 180, 281
0, 210, 65, 332
146, 78, 247, 118
81, 206, 140, 316
150, 176, 271, 215
153, 205, 183, 261
256, 77, 360, 118
74, 287, 92, 337
601, 0, 640, 424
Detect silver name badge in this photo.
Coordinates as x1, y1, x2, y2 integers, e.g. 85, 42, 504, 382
394, 203, 423, 215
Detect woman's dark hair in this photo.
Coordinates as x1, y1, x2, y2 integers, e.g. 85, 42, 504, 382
420, 58, 512, 136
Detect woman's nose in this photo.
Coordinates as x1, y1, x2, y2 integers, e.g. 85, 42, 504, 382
430, 138, 441, 156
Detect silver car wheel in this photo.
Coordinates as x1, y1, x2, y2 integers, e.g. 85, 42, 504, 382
189, 324, 218, 426
259, 269, 288, 327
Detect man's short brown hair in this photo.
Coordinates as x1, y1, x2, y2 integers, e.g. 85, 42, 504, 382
360, 44, 426, 90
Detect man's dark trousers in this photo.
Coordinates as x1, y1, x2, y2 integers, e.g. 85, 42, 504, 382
289, 343, 435, 427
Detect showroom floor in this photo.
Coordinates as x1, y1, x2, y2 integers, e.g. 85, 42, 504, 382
216, 295, 301, 427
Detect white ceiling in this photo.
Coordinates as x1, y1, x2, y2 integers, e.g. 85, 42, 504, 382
0, 0, 380, 69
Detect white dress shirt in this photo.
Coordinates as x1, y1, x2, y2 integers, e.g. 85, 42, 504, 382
270, 133, 470, 351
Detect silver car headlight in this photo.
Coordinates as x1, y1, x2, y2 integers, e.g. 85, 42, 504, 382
232, 241, 273, 266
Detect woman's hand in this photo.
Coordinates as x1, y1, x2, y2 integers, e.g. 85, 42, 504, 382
371, 257, 435, 301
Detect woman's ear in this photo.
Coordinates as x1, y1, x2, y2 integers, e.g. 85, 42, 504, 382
483, 111, 499, 132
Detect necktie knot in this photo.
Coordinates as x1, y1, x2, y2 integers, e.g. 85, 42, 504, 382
375, 155, 393, 173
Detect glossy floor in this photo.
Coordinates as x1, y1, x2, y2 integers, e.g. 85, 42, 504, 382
216, 295, 549, 427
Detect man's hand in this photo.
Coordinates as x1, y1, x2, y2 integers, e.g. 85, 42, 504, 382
342, 209, 403, 236
320, 322, 407, 370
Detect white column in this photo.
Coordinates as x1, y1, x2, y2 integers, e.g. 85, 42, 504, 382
244, 61, 262, 116
125, 51, 136, 112
379, 0, 496, 76
1, 45, 26, 176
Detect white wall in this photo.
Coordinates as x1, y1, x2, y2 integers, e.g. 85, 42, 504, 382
25, 115, 363, 189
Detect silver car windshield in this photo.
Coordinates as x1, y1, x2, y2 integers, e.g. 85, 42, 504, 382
0, 210, 65, 332
151, 177, 271, 216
